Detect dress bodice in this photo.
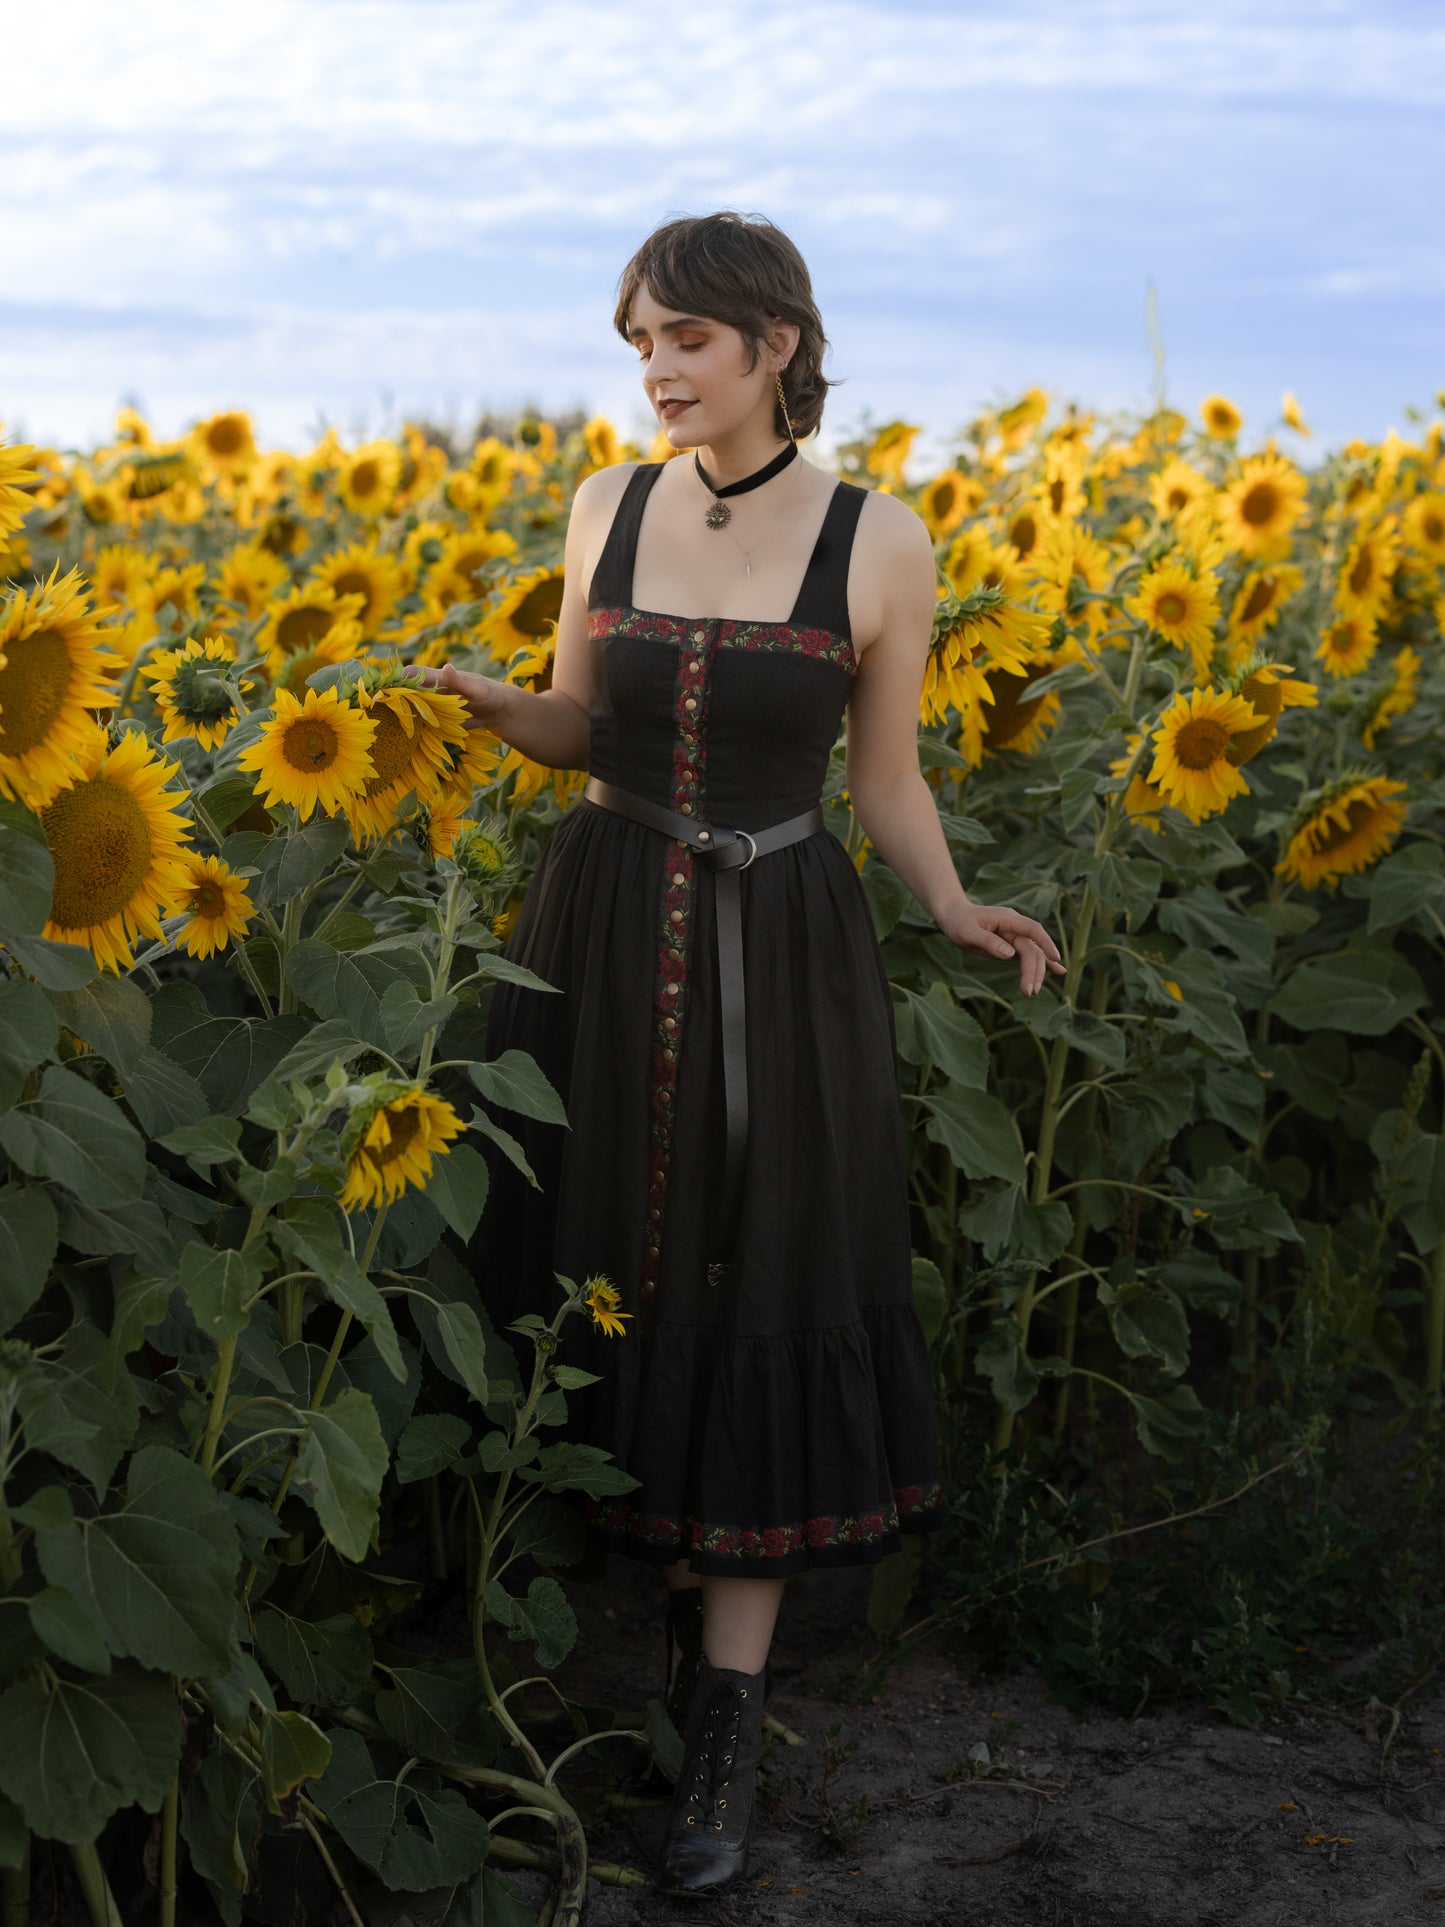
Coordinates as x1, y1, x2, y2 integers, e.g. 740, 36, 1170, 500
585, 462, 867, 826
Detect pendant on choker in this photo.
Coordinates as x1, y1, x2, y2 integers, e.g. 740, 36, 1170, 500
704, 499, 732, 531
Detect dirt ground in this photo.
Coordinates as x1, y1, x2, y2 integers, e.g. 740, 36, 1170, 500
494, 1552, 1445, 1927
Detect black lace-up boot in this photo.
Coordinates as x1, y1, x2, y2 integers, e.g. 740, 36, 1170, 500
656, 1654, 769, 1897
664, 1585, 704, 1733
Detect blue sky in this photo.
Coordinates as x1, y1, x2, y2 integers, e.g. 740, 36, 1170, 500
2, 0, 1441, 472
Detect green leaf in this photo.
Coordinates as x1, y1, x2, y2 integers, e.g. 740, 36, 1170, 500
467, 1107, 540, 1189
273, 1202, 407, 1382
255, 1608, 376, 1711
0, 1065, 146, 1205
895, 985, 989, 1089
0, 1184, 58, 1331
910, 1256, 946, 1346
395, 1414, 472, 1484
261, 1019, 374, 1089
0, 931, 96, 989
47, 975, 151, 1076
181, 1244, 262, 1343
466, 952, 564, 993
423, 1141, 490, 1243
22, 1323, 138, 1494
0, 1667, 182, 1843
34, 1444, 240, 1676
1267, 947, 1427, 1037
195, 772, 263, 832
1104, 1072, 1196, 1172
1022, 996, 1126, 1070
315, 1728, 490, 1891
1365, 839, 1445, 936
150, 986, 308, 1113
973, 1319, 1038, 1413
0, 821, 53, 933
1254, 1032, 1348, 1121
53, 1192, 176, 1267
0, 1794, 25, 1872
284, 940, 422, 1047
481, 1575, 577, 1668
265, 815, 352, 901
0, 981, 59, 1110
430, 1300, 490, 1408
382, 984, 457, 1057
155, 1115, 244, 1169
1164, 952, 1249, 1059
1398, 1134, 1445, 1255
118, 1044, 211, 1136
180, 1747, 259, 1905
295, 1391, 389, 1562
1107, 1283, 1190, 1376
1182, 1164, 1302, 1253
27, 1585, 112, 1675
921, 1087, 1026, 1184
1077, 851, 1162, 930
504, 1496, 587, 1569
468, 1049, 568, 1127
522, 1440, 638, 1497
373, 1663, 499, 1770
258, 1710, 332, 1808
1128, 1382, 1208, 1460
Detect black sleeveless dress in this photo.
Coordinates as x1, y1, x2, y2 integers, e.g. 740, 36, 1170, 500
469, 461, 946, 1577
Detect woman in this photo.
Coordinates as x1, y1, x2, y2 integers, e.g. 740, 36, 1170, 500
425, 210, 1064, 1900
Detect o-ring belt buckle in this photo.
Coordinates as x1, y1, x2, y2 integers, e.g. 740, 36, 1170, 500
733, 829, 758, 870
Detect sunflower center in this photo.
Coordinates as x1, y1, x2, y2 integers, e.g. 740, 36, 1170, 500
1173, 717, 1228, 770
1423, 511, 1444, 544
277, 606, 336, 655
1155, 591, 1188, 625
350, 461, 380, 498
372, 1106, 422, 1167
0, 628, 72, 758
1239, 576, 1278, 623
208, 420, 245, 457
1347, 548, 1375, 595
1241, 482, 1280, 527
362, 707, 418, 794
1048, 478, 1065, 514
511, 577, 565, 637
331, 569, 375, 618
1010, 514, 1038, 557
188, 880, 228, 918
282, 717, 341, 772
42, 778, 154, 928
983, 668, 1043, 748
1167, 487, 1190, 511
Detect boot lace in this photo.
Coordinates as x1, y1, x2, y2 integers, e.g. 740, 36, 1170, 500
683, 1678, 747, 1832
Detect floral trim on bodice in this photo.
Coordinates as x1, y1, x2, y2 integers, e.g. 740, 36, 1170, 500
589, 604, 856, 675
583, 1479, 946, 1561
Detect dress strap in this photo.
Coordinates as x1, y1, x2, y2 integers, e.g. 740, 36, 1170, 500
587, 462, 666, 610
786, 480, 868, 638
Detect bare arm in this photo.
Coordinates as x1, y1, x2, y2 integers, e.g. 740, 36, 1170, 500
415, 464, 635, 770
843, 494, 1065, 997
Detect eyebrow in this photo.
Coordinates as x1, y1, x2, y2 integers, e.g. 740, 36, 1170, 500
626, 315, 710, 341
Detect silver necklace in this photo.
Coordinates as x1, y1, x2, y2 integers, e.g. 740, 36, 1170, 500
696, 454, 808, 579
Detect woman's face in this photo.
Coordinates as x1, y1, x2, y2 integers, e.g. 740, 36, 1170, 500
626, 283, 774, 449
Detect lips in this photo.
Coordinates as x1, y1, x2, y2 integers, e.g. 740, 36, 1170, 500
658, 399, 695, 419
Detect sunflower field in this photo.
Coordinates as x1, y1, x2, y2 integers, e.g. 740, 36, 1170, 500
0, 384, 1442, 1920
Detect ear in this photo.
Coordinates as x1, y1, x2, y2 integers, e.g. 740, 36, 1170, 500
766, 318, 801, 370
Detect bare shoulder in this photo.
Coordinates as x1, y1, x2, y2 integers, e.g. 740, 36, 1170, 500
570, 459, 639, 531
848, 485, 937, 659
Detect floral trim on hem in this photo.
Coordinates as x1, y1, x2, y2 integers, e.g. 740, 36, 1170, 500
583, 1480, 945, 1562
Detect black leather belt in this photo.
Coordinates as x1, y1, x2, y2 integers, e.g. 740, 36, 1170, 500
582, 773, 826, 1270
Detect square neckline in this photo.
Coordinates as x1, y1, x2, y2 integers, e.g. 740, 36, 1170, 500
622, 464, 849, 634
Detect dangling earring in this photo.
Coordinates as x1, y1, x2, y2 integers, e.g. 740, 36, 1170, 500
776, 369, 796, 446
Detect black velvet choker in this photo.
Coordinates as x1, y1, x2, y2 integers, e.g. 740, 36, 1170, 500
695, 442, 798, 529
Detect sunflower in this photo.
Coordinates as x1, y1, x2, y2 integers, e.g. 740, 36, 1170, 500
1276, 774, 1408, 890
189, 411, 257, 476
308, 542, 408, 636
416, 792, 469, 860
943, 527, 994, 596
1361, 645, 1422, 750
0, 427, 40, 535
142, 635, 250, 750
1215, 454, 1308, 560
89, 543, 150, 613
338, 440, 403, 518
647, 430, 681, 464
468, 436, 522, 503
237, 683, 378, 820
173, 852, 255, 958
1126, 560, 1221, 676
482, 565, 565, 659
1226, 562, 1305, 651
921, 586, 1044, 731
1222, 661, 1318, 765
1109, 730, 1168, 834
865, 423, 920, 489
1146, 685, 1262, 822
1200, 395, 1243, 438
430, 529, 519, 612
1402, 492, 1445, 567
0, 566, 123, 805
339, 1086, 466, 1213
113, 407, 154, 450
275, 621, 365, 697
1147, 456, 1211, 523
39, 723, 193, 972
918, 469, 980, 539
139, 561, 208, 632
1000, 507, 1041, 560
257, 583, 367, 679
214, 540, 289, 624
580, 1275, 633, 1338
1315, 613, 1379, 679
434, 722, 505, 802
583, 417, 623, 470
996, 387, 1049, 452
977, 650, 1063, 760
1281, 392, 1311, 435
1031, 443, 1088, 525
342, 674, 471, 842
1028, 519, 1113, 637
1334, 517, 1401, 625
453, 814, 521, 894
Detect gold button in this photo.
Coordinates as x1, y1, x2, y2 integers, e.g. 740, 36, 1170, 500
670, 909, 683, 922
692, 629, 705, 643
649, 1207, 661, 1219
665, 1048, 676, 1060
663, 1016, 676, 1030
684, 697, 697, 710
666, 983, 678, 995
669, 946, 682, 959
679, 803, 692, 815
698, 830, 711, 842
672, 871, 685, 884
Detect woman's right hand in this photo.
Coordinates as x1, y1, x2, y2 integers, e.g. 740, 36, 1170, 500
409, 661, 514, 734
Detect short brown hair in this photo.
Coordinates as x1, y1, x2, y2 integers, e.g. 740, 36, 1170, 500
613, 211, 837, 440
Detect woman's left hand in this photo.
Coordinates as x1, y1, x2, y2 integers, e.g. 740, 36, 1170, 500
938, 901, 1067, 997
